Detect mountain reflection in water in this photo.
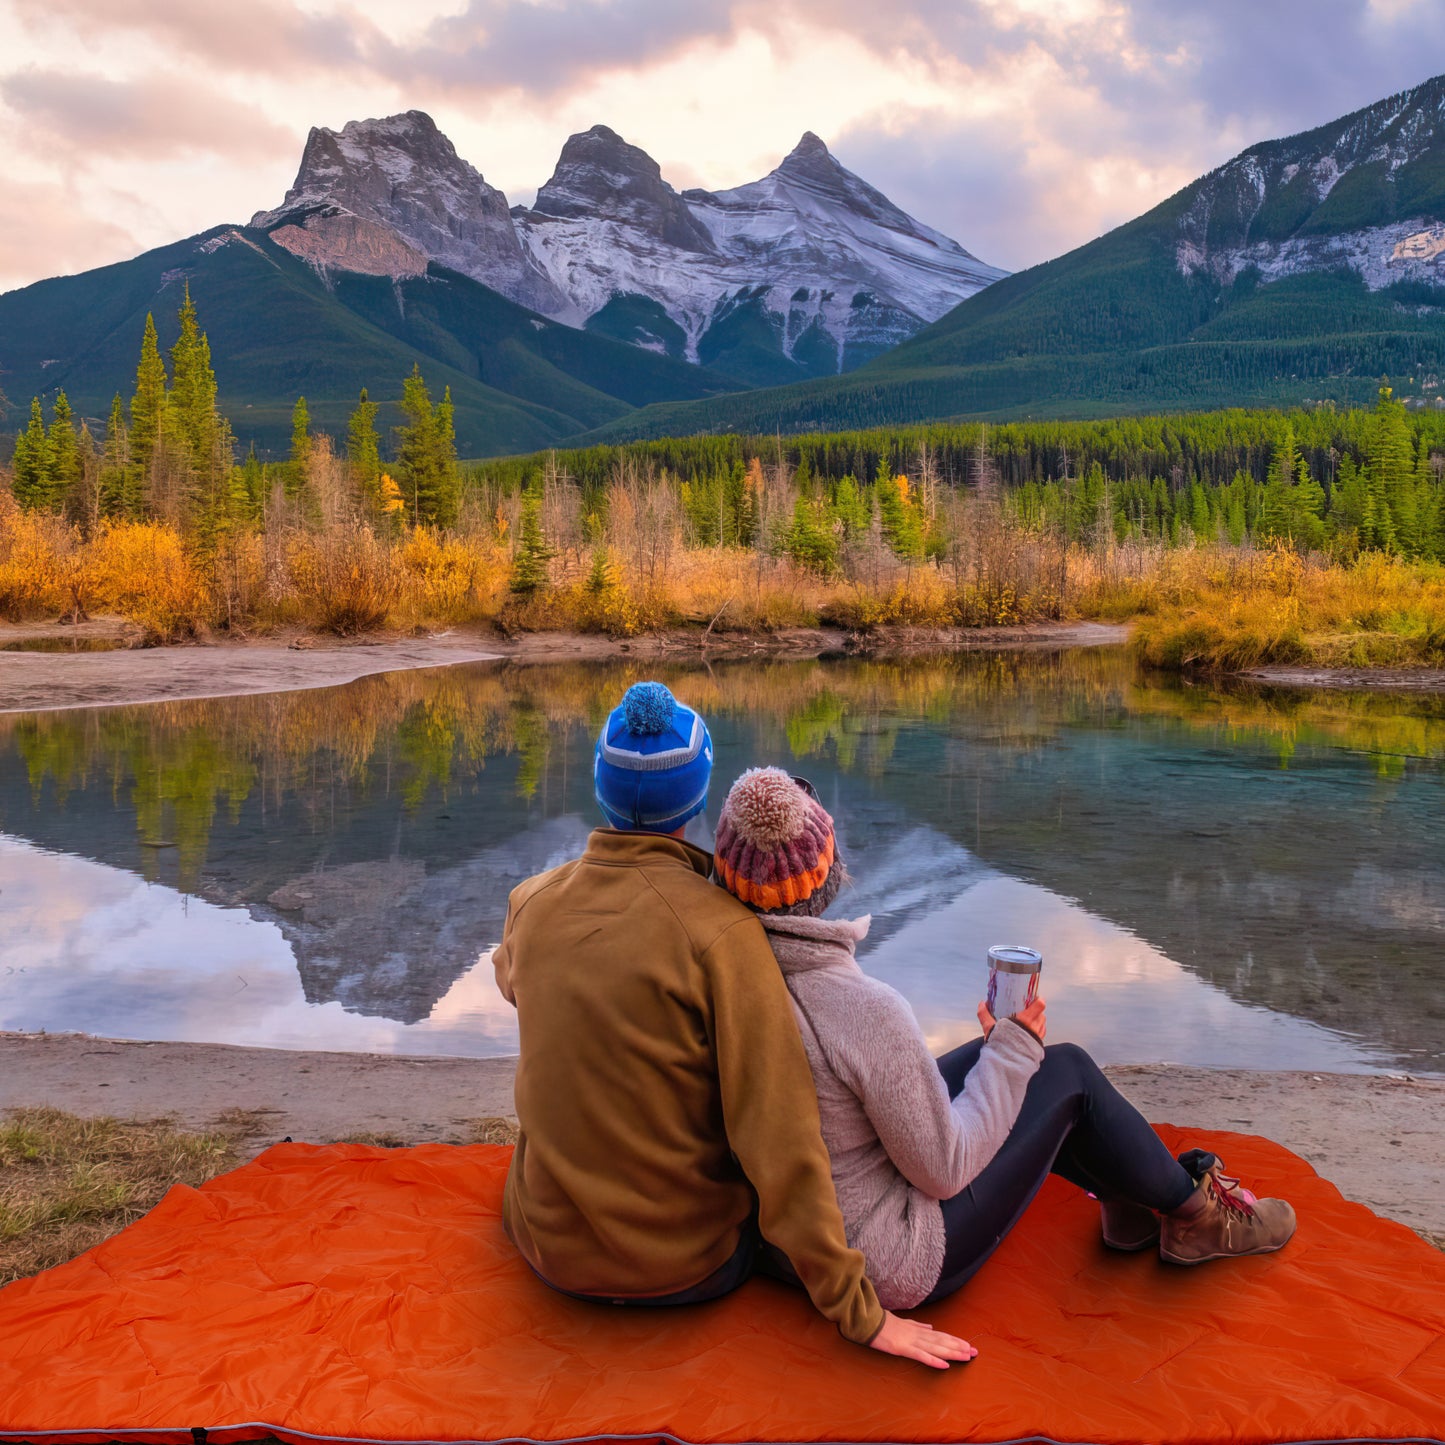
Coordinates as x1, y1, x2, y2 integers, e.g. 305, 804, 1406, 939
0, 649, 1441, 1072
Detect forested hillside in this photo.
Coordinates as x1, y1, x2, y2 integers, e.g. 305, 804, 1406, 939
0, 226, 737, 458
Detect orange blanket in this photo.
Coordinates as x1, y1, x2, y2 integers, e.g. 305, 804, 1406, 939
1, 1128, 1441, 1445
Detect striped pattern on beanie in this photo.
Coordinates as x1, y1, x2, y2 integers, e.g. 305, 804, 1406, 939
593, 681, 713, 833
714, 766, 836, 911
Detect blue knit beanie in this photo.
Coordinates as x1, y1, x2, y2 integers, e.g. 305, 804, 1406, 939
594, 681, 713, 833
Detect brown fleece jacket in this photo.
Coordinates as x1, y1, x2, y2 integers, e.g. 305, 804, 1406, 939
492, 827, 884, 1345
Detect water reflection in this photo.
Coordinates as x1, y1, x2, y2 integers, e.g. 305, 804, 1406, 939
0, 650, 1441, 1072
0, 828, 1388, 1071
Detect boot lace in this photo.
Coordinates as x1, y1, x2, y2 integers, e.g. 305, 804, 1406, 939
1206, 1168, 1258, 1218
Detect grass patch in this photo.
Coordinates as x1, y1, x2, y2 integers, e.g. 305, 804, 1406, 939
0, 1107, 241, 1286
1118, 549, 1445, 673
464, 1116, 521, 1145
0, 1108, 523, 1287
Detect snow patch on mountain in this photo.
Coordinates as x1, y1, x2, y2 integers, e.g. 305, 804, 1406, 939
517, 127, 1006, 368
1180, 219, 1445, 290
251, 114, 1006, 376
1174, 75, 1445, 293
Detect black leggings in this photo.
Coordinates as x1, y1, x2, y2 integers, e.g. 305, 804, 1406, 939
925, 1038, 1196, 1304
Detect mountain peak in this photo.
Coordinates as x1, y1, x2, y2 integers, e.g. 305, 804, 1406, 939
251, 110, 565, 314
339, 109, 441, 139
777, 130, 843, 186
529, 125, 715, 253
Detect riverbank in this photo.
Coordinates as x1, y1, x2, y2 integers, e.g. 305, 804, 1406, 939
1240, 664, 1445, 692
2, 1031, 1439, 1244
0, 620, 1127, 713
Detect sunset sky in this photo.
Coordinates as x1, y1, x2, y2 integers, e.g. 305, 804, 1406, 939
0, 0, 1441, 294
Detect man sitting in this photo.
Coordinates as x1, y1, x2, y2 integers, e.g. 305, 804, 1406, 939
493, 681, 971, 1367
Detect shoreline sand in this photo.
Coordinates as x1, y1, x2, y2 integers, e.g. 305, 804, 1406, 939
4, 618, 1444, 715
0, 620, 1127, 714
3, 1032, 1440, 1244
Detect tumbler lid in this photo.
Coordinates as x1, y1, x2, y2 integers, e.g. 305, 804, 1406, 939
988, 944, 1042, 972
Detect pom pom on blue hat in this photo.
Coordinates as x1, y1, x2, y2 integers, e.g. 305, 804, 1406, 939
594, 681, 713, 833
621, 681, 676, 736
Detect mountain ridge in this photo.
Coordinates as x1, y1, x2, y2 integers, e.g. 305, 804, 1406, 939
250, 113, 1007, 386
572, 70, 1445, 442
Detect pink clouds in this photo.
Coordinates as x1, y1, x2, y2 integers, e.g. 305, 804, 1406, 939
0, 0, 1442, 295
9, 0, 380, 77
3, 70, 298, 160
0, 177, 139, 293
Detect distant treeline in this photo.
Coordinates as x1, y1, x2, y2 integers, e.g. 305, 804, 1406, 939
477, 406, 1445, 494
477, 398, 1445, 561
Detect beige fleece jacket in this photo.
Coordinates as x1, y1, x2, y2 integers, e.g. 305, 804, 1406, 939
764, 912, 1044, 1309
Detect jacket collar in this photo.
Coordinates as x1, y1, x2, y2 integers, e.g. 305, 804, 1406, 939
760, 913, 871, 974
583, 826, 713, 879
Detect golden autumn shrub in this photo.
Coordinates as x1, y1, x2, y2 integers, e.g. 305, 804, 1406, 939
1126, 547, 1445, 670
83, 523, 210, 641
287, 527, 399, 636
0, 495, 71, 620
394, 529, 507, 626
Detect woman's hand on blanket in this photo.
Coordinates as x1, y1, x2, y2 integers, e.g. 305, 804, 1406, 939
869, 1311, 978, 1369
977, 997, 1048, 1043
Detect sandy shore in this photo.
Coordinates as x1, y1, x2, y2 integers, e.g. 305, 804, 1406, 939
3, 1032, 1439, 1243
0, 620, 1128, 714
1241, 664, 1445, 693
0, 632, 505, 714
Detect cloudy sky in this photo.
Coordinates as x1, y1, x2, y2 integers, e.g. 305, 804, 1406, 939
1, 0, 1442, 294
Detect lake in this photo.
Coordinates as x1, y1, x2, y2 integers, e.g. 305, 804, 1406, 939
2, 647, 1442, 1074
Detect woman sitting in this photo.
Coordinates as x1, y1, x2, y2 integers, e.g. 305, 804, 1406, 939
712, 767, 1297, 1345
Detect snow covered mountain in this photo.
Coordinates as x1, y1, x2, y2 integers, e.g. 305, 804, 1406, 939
1172, 73, 1445, 291
252, 114, 1006, 384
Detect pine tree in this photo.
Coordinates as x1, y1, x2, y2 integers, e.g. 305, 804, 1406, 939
46, 391, 81, 514
1367, 385, 1413, 552
98, 395, 132, 519
1293, 456, 1326, 550
347, 388, 382, 511
876, 465, 924, 559
168, 285, 219, 471
433, 385, 461, 528
11, 397, 52, 511
829, 473, 871, 540
1258, 430, 1297, 542
1329, 454, 1371, 549
396, 366, 458, 527
1188, 482, 1211, 542
289, 396, 312, 504
510, 475, 553, 595
784, 494, 839, 574
130, 311, 169, 483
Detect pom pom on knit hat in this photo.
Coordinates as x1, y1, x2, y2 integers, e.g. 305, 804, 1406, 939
715, 767, 842, 916
621, 681, 676, 736
593, 681, 713, 833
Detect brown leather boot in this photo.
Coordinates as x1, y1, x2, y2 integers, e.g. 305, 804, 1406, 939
1100, 1198, 1161, 1251
1160, 1158, 1297, 1265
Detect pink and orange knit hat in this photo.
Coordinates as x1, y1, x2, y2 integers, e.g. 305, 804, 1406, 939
714, 767, 843, 916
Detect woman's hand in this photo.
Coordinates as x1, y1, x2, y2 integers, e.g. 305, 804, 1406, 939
868, 1310, 977, 1369
977, 996, 1047, 1043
